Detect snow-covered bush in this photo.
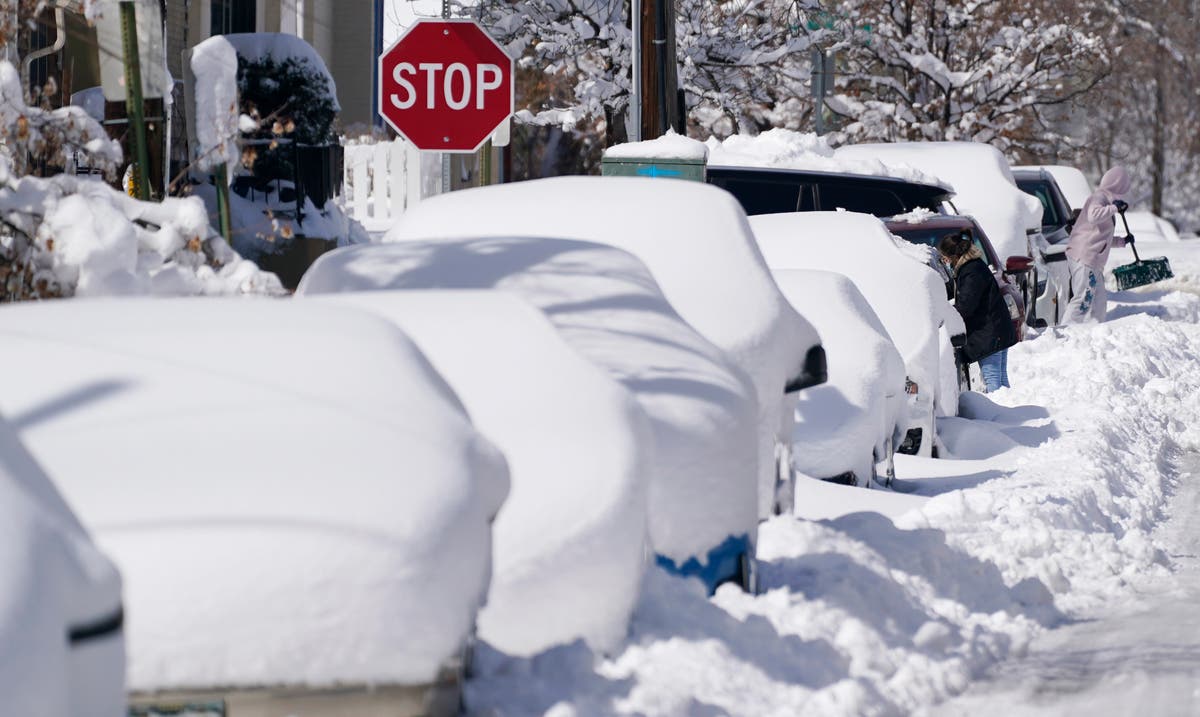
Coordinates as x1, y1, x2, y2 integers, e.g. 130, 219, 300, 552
0, 164, 283, 300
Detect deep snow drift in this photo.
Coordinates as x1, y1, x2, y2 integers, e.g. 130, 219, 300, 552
466, 240, 1200, 716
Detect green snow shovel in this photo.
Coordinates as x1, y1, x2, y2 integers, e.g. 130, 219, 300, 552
1112, 208, 1174, 290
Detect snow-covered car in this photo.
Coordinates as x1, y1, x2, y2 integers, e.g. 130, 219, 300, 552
1017, 164, 1093, 211
387, 176, 825, 519
769, 269, 907, 487
0, 415, 124, 717
1013, 167, 1078, 244
748, 211, 965, 457
887, 213, 1028, 342
310, 290, 651, 656
0, 299, 510, 717
706, 166, 953, 217
836, 142, 1066, 328
298, 237, 761, 594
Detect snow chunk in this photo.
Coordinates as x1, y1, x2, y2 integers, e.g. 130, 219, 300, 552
0, 299, 509, 689
298, 237, 759, 573
388, 177, 821, 519
310, 291, 650, 656
189, 36, 240, 173
604, 130, 708, 161
837, 142, 1042, 260
707, 129, 950, 189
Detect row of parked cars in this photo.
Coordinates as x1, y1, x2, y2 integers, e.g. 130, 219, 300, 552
3, 136, 1102, 716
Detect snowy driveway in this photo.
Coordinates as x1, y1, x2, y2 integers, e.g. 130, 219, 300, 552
466, 240, 1200, 717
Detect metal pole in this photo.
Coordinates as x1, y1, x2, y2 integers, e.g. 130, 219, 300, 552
630, 0, 641, 141
214, 163, 233, 243
440, 0, 452, 193
812, 48, 825, 136
480, 138, 492, 186
120, 1, 152, 200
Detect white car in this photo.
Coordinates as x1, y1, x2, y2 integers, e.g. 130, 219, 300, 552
0, 414, 124, 717
299, 237, 761, 594
0, 299, 509, 716
749, 212, 964, 458
1017, 164, 1093, 211
836, 142, 1066, 327
770, 269, 907, 487
387, 176, 825, 519
313, 290, 652, 656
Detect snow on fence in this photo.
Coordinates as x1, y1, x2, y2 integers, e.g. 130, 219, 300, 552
342, 139, 424, 233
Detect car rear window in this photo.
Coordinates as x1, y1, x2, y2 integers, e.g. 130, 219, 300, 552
817, 183, 907, 217
1016, 179, 1063, 228
708, 176, 810, 215
892, 226, 996, 272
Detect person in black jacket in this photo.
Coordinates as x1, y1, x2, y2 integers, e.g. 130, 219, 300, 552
937, 232, 1018, 392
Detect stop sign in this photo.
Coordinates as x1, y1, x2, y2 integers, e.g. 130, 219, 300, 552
378, 19, 514, 153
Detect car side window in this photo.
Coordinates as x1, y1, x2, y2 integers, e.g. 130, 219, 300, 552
816, 183, 906, 216
710, 177, 802, 216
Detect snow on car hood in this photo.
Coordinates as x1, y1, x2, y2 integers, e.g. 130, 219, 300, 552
837, 141, 1043, 260
705, 128, 950, 190
748, 211, 954, 405
771, 269, 907, 481
0, 414, 124, 717
312, 290, 651, 657
299, 237, 759, 567
388, 176, 819, 519
0, 298, 508, 690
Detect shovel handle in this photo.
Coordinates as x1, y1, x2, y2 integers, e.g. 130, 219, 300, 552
1118, 208, 1142, 263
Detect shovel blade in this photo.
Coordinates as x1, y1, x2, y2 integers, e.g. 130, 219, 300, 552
1114, 256, 1174, 290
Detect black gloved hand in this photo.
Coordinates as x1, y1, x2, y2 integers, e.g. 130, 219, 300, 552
1125, 233, 1136, 244
1113, 199, 1129, 213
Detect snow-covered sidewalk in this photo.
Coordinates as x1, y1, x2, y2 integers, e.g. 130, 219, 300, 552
466, 240, 1200, 716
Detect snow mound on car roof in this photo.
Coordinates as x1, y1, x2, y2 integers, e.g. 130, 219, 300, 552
604, 130, 708, 161
706, 128, 949, 189
299, 237, 759, 571
314, 290, 651, 657
0, 298, 508, 689
387, 176, 818, 519
771, 269, 907, 482
0, 415, 124, 717
837, 141, 1042, 259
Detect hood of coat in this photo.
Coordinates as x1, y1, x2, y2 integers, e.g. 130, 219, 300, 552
952, 244, 984, 270
1099, 166, 1132, 200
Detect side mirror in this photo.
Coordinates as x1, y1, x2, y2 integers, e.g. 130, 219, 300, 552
1005, 255, 1034, 275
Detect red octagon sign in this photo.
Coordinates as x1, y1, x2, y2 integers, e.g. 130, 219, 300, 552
378, 19, 514, 153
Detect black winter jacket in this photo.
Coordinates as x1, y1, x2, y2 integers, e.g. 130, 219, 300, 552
953, 257, 1017, 363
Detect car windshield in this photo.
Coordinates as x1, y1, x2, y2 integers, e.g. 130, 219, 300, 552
1016, 179, 1063, 229
891, 226, 996, 272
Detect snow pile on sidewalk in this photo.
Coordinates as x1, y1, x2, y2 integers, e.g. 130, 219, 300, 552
466, 276, 1200, 715
0, 168, 283, 298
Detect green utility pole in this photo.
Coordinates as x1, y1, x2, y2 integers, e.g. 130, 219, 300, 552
119, 1, 152, 201
214, 164, 233, 243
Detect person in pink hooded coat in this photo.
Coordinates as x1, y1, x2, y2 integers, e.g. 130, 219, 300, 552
1063, 166, 1133, 322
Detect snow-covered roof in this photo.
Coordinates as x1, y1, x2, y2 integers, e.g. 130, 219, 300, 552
1015, 164, 1093, 211
604, 130, 709, 161
298, 237, 759, 572
749, 211, 960, 400
0, 415, 123, 717
706, 129, 949, 189
771, 269, 907, 482
836, 141, 1043, 259
0, 298, 508, 690
222, 32, 340, 111
388, 175, 820, 519
312, 290, 650, 656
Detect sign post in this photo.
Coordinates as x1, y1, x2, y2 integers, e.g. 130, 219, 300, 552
378, 19, 514, 161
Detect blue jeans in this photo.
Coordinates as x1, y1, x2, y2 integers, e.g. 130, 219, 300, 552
979, 349, 1009, 392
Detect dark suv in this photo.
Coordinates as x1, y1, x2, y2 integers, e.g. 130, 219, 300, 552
1013, 168, 1077, 244
706, 166, 955, 218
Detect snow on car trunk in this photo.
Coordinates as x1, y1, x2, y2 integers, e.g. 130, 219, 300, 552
0, 414, 124, 717
771, 269, 907, 484
836, 142, 1043, 261
387, 176, 820, 519
298, 238, 759, 591
748, 212, 962, 455
0, 298, 508, 691
312, 290, 651, 656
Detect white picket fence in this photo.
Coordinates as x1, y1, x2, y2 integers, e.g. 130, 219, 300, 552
342, 139, 425, 234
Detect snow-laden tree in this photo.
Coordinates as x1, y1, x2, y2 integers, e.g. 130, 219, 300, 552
810, 0, 1109, 153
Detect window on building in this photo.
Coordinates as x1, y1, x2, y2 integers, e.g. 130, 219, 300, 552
212, 0, 256, 35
